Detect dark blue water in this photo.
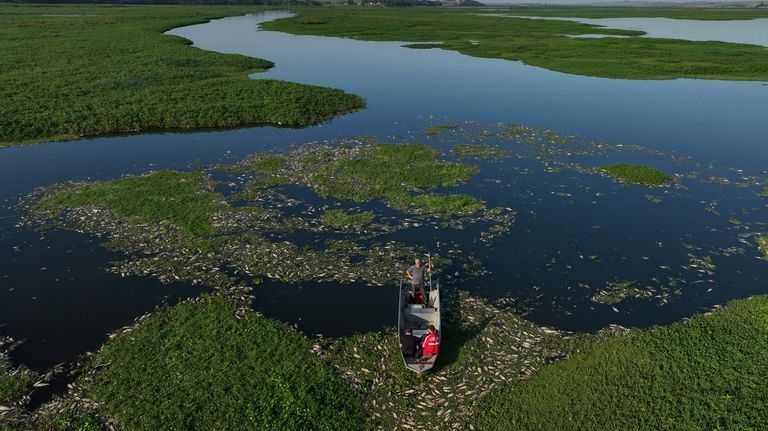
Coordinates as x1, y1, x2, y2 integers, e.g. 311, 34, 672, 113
3, 11, 768, 372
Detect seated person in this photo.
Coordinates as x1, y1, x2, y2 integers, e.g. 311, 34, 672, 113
399, 328, 421, 358
419, 325, 440, 362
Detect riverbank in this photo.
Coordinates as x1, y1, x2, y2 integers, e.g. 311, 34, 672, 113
0, 4, 364, 148
262, 7, 768, 81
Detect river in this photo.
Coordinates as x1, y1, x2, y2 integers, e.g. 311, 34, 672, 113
2, 11, 768, 373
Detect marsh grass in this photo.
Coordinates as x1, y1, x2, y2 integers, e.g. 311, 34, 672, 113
392, 193, 484, 215
321, 209, 374, 227
312, 143, 483, 214
0, 344, 36, 406
451, 144, 507, 158
476, 296, 768, 430
0, 5, 364, 147
35, 171, 226, 236
264, 8, 768, 80
248, 155, 288, 172
756, 234, 768, 260
601, 163, 671, 186
82, 295, 362, 431
426, 124, 458, 136
590, 280, 651, 305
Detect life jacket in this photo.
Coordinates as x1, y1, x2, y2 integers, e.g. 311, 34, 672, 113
422, 331, 440, 356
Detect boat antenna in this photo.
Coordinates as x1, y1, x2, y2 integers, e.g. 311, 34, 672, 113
427, 251, 433, 289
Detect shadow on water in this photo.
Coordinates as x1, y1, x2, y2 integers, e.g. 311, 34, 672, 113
251, 279, 399, 337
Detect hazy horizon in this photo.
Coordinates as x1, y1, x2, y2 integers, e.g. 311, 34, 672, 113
480, 0, 759, 5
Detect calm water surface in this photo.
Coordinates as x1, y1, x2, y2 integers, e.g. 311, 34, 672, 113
498, 15, 768, 47
3, 11, 768, 371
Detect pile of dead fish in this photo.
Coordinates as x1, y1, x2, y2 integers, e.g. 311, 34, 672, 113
316, 291, 564, 431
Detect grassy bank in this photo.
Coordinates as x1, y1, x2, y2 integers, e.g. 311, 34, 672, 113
0, 4, 364, 147
0, 339, 36, 407
263, 7, 768, 80
80, 295, 362, 431
476, 296, 768, 430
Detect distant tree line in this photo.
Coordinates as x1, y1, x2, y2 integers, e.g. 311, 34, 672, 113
345, 0, 484, 6
380, 0, 441, 6
6, 0, 322, 4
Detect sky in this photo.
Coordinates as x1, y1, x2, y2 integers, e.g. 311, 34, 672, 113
480, 0, 754, 4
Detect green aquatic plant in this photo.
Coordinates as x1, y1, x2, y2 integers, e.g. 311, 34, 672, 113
0, 340, 36, 406
590, 280, 651, 305
0, 4, 364, 147
756, 234, 768, 260
82, 296, 362, 431
601, 163, 672, 186
311, 143, 483, 214
392, 193, 484, 215
476, 296, 768, 430
264, 8, 768, 81
321, 209, 374, 227
426, 124, 458, 136
247, 155, 288, 173
451, 144, 507, 158
35, 171, 226, 236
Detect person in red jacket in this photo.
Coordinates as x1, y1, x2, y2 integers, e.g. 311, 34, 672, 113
419, 325, 440, 361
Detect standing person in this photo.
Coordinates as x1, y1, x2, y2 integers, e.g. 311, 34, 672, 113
419, 325, 440, 361
405, 258, 431, 303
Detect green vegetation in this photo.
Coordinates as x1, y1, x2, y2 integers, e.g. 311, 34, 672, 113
756, 234, 768, 260
0, 341, 36, 406
35, 171, 226, 236
590, 280, 651, 305
321, 208, 374, 227
601, 163, 671, 186
82, 295, 362, 431
476, 296, 768, 431
264, 8, 768, 80
425, 123, 458, 136
0, 4, 364, 147
729, 217, 743, 225
310, 143, 483, 214
247, 155, 288, 172
451, 144, 507, 158
393, 192, 484, 215
30, 404, 103, 431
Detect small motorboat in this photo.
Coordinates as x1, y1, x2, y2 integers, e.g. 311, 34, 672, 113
397, 276, 441, 374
